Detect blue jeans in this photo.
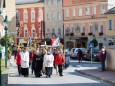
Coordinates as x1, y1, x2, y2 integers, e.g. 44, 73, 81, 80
101, 61, 105, 71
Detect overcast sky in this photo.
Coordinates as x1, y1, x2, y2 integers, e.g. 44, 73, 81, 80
16, 0, 40, 4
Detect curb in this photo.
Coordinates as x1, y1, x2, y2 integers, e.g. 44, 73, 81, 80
75, 69, 115, 86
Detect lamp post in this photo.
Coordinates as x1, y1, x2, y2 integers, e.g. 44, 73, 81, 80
0, 10, 4, 86
3, 16, 10, 68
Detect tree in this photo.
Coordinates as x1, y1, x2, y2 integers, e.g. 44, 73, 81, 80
90, 38, 98, 48
0, 35, 14, 47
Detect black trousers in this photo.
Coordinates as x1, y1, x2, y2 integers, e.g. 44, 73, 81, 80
45, 67, 53, 76
21, 67, 29, 76
101, 61, 105, 71
17, 65, 21, 75
58, 65, 63, 76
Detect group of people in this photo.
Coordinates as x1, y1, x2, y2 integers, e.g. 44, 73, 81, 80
14, 47, 66, 78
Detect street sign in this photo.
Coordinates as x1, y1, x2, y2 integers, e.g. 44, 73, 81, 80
89, 43, 94, 48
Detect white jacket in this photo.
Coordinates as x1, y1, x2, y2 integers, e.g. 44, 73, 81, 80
21, 51, 29, 68
43, 54, 54, 67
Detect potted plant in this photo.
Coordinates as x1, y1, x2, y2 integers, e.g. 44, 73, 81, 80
88, 32, 93, 36
99, 32, 103, 36
70, 33, 74, 36
81, 32, 85, 36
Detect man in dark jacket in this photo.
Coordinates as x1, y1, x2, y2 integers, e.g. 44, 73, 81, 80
78, 49, 82, 63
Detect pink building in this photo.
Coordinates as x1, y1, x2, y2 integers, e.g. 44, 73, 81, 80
63, 0, 107, 49
16, 1, 44, 44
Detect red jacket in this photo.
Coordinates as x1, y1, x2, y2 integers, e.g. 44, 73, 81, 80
15, 52, 22, 65
55, 54, 65, 65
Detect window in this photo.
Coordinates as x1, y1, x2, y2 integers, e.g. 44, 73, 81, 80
65, 9, 69, 18
89, 25, 93, 33
16, 10, 20, 27
58, 28, 61, 35
76, 25, 80, 33
51, 0, 54, 5
94, 24, 98, 33
100, 25, 103, 32
52, 28, 55, 34
57, 12, 61, 20
72, 26, 74, 33
78, 7, 82, 16
72, 8, 76, 17
66, 27, 70, 34
46, 0, 49, 5
23, 11, 28, 22
47, 13, 50, 21
32, 30, 36, 37
81, 26, 85, 33
31, 11, 35, 21
100, 4, 106, 14
114, 20, 115, 30
108, 20, 112, 30
92, 6, 96, 15
85, 7, 90, 16
51, 13, 55, 20
57, 0, 61, 4
24, 30, 28, 37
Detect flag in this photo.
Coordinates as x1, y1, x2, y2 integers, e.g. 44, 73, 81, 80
52, 37, 60, 47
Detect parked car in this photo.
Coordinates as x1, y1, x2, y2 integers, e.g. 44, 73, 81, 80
84, 49, 101, 61
70, 48, 86, 59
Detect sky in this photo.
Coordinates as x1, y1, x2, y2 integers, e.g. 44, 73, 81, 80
108, 0, 115, 9
15, 0, 115, 9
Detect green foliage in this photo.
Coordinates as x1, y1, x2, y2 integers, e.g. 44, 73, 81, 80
0, 35, 14, 47
90, 38, 98, 48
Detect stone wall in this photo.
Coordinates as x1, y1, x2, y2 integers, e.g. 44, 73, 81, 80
106, 49, 115, 71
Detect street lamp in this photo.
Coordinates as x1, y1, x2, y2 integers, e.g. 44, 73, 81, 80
3, 15, 10, 68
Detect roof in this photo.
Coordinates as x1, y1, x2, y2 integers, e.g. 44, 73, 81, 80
16, 0, 44, 5
105, 7, 115, 14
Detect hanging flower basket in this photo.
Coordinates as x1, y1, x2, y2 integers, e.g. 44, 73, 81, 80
99, 32, 103, 36
88, 33, 93, 36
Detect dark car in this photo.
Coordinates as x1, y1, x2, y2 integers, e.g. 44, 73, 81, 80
84, 49, 101, 61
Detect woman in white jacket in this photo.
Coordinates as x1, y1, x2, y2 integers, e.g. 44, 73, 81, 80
21, 47, 29, 77
43, 49, 54, 78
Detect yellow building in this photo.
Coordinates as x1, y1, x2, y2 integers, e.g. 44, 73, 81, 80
105, 7, 115, 36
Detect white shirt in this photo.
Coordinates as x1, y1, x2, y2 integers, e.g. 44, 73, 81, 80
43, 54, 54, 67
21, 51, 29, 68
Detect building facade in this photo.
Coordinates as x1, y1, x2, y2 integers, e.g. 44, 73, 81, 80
0, 0, 16, 41
16, 0, 45, 44
63, 0, 108, 49
44, 0, 63, 44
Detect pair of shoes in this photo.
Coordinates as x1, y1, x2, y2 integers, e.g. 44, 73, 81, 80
46, 76, 49, 78
60, 75, 63, 76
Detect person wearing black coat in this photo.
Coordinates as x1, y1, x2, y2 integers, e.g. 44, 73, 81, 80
33, 50, 43, 77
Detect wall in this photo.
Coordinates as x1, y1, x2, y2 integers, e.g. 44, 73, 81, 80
106, 49, 115, 71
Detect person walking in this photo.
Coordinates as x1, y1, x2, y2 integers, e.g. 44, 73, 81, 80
43, 49, 54, 78
56, 49, 65, 76
33, 49, 43, 77
21, 47, 29, 77
99, 47, 106, 72
15, 48, 22, 76
78, 49, 82, 63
